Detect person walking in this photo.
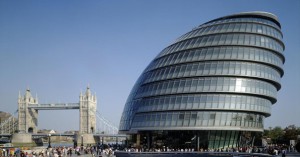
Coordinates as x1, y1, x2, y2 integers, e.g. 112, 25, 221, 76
282, 149, 286, 157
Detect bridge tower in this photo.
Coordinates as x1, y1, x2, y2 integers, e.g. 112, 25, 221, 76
18, 89, 38, 134
79, 86, 97, 145
79, 86, 96, 134
12, 89, 37, 146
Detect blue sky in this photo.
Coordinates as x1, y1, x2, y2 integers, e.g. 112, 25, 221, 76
0, 0, 299, 132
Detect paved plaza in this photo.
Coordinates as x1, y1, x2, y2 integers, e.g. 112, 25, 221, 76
287, 152, 300, 157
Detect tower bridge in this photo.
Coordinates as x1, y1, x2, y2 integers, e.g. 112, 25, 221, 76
0, 87, 125, 146
18, 87, 96, 134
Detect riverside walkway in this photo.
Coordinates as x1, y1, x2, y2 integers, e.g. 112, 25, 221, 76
287, 152, 300, 157
114, 151, 300, 157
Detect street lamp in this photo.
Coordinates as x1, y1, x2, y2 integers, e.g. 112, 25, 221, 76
81, 135, 83, 147
48, 134, 52, 148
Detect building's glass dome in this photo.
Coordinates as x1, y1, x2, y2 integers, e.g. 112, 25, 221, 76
119, 12, 284, 148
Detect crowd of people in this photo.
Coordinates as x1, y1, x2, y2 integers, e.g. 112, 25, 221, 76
0, 143, 297, 157
0, 144, 118, 157
121, 143, 297, 157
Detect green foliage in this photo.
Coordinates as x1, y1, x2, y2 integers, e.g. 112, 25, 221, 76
283, 125, 300, 141
268, 126, 283, 141
263, 125, 300, 144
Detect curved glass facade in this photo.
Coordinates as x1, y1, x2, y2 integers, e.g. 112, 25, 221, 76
119, 12, 284, 149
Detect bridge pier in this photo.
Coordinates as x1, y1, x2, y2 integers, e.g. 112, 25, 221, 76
78, 134, 96, 146
11, 133, 38, 147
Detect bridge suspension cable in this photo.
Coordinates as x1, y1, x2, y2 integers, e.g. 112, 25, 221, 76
0, 110, 18, 134
95, 110, 118, 135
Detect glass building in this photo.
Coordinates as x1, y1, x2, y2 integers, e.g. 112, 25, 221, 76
119, 12, 284, 150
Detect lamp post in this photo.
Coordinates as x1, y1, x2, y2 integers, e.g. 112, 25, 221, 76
81, 135, 83, 147
48, 134, 52, 148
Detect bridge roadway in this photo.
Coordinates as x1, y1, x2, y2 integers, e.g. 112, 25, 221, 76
27, 103, 80, 110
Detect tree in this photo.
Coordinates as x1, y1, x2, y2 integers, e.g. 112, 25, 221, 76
264, 125, 300, 145
284, 125, 300, 141
266, 126, 284, 144
270, 127, 283, 138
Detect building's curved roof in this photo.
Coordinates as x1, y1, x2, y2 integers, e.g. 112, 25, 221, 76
204, 11, 281, 28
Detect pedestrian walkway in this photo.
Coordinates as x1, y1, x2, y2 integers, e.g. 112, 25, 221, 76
287, 152, 300, 157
